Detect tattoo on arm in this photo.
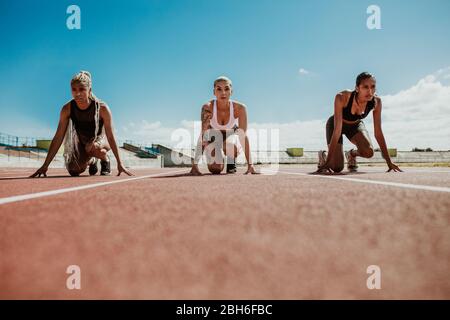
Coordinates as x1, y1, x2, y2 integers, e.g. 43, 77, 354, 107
201, 106, 212, 131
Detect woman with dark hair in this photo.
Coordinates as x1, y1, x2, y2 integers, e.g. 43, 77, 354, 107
317, 72, 402, 173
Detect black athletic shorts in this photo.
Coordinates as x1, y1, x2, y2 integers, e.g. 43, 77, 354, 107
326, 116, 370, 145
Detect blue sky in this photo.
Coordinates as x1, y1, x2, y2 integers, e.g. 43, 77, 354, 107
0, 0, 449, 148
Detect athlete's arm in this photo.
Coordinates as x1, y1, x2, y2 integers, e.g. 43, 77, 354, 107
373, 98, 402, 172
237, 104, 256, 174
30, 104, 70, 178
190, 103, 212, 175
322, 92, 345, 169
101, 104, 133, 176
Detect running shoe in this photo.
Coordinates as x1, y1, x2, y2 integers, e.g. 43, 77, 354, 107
88, 158, 98, 176
226, 157, 237, 174
100, 158, 111, 176
317, 150, 327, 169
345, 149, 358, 172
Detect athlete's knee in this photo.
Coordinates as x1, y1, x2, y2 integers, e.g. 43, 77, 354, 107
208, 163, 224, 175
98, 148, 108, 159
359, 147, 374, 158
68, 169, 82, 177
332, 165, 344, 173
88, 146, 108, 160
67, 162, 86, 176
67, 164, 85, 176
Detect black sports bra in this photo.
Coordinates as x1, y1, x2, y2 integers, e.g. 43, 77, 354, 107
342, 91, 375, 122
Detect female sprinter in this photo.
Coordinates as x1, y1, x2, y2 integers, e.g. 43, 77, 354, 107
317, 72, 402, 173
30, 71, 132, 177
190, 76, 257, 175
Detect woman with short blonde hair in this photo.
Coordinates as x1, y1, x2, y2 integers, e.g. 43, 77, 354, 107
190, 76, 257, 175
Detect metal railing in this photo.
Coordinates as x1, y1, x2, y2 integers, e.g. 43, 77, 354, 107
0, 132, 41, 148
0, 132, 59, 163
117, 139, 156, 150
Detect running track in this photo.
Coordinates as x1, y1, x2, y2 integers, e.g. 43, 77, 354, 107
0, 165, 449, 299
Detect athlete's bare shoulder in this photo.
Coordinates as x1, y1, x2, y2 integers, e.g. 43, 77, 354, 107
339, 90, 353, 98
97, 101, 112, 123
335, 90, 351, 107
232, 100, 247, 117
374, 95, 382, 108
374, 95, 381, 103
201, 101, 213, 126
61, 101, 71, 116
232, 100, 246, 109
202, 101, 213, 112
98, 101, 110, 112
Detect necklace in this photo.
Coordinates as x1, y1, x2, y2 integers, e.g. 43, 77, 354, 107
354, 92, 365, 114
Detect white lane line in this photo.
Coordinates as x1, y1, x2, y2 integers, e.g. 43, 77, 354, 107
274, 170, 450, 193
0, 169, 166, 179
0, 170, 186, 206
0, 176, 32, 179
403, 170, 450, 173
361, 169, 450, 174
0, 169, 40, 172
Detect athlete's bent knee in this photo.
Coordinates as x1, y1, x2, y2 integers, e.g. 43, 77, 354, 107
67, 163, 86, 176
360, 148, 374, 158
68, 170, 81, 177
332, 165, 344, 173
208, 164, 224, 175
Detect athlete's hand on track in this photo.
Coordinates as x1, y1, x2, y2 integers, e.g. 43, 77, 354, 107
387, 162, 402, 172
29, 166, 48, 178
313, 168, 333, 174
117, 163, 133, 176
244, 165, 259, 175
313, 163, 333, 174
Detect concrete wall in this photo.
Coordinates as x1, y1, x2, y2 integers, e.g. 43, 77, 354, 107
152, 144, 193, 167
0, 147, 163, 168
174, 148, 450, 165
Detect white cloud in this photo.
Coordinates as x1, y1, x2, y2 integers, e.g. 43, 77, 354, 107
120, 120, 175, 146
298, 68, 310, 75
247, 120, 325, 150
373, 67, 450, 150
120, 68, 450, 151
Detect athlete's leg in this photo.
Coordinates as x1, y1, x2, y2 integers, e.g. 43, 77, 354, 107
207, 147, 224, 174
84, 136, 112, 175
325, 116, 345, 173
66, 143, 90, 176
223, 132, 241, 173
348, 122, 374, 158
205, 129, 225, 174
223, 141, 238, 160
327, 143, 345, 173
85, 136, 110, 161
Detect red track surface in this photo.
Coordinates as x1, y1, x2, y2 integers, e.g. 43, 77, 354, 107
0, 165, 449, 299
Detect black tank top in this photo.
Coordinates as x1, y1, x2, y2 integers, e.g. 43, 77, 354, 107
70, 99, 104, 144
342, 91, 375, 122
